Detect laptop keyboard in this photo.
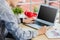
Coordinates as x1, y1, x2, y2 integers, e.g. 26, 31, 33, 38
34, 21, 49, 26
25, 21, 49, 29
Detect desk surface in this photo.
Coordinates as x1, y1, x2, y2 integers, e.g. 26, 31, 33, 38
19, 24, 60, 40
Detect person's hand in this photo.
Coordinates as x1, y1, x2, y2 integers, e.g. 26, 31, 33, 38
23, 18, 35, 24
37, 26, 47, 35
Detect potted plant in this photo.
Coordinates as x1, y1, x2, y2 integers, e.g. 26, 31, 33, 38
12, 7, 24, 15
12, 7, 25, 18
12, 7, 24, 23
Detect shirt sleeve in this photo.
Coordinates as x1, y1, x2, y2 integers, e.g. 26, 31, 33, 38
0, 0, 38, 40
16, 28, 38, 40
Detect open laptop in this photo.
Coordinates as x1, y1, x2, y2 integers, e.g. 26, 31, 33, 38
25, 4, 58, 29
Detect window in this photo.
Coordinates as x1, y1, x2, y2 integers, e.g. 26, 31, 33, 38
17, 0, 45, 12
17, 0, 60, 23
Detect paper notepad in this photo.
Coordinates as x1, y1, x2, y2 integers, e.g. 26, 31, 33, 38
45, 29, 60, 38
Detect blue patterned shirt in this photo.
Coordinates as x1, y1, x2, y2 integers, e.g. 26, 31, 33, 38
0, 0, 38, 40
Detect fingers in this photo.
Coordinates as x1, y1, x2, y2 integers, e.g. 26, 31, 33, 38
41, 26, 46, 29
38, 26, 47, 35
23, 18, 35, 24
43, 26, 46, 28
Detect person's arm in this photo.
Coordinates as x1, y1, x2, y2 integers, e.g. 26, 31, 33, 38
4, 12, 38, 40
0, 0, 46, 40
0, 0, 38, 40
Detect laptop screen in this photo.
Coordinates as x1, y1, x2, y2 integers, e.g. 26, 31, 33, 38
37, 5, 58, 23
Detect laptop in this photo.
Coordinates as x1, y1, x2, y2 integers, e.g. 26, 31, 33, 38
25, 4, 58, 29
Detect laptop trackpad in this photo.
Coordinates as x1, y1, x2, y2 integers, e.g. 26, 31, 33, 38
26, 24, 41, 29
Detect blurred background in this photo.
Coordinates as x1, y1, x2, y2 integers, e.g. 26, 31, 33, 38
6, 0, 60, 23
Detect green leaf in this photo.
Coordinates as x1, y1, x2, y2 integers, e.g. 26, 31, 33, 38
12, 7, 24, 15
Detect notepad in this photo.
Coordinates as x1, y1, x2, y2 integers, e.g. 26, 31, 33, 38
45, 29, 60, 38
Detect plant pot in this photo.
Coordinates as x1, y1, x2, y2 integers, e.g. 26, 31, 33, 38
18, 13, 26, 18
18, 13, 26, 23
